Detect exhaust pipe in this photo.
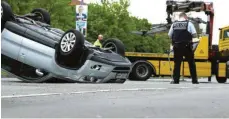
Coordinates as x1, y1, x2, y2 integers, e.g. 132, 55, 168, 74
36, 69, 44, 77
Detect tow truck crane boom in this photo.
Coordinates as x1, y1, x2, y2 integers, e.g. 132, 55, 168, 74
131, 0, 214, 56
166, 0, 214, 50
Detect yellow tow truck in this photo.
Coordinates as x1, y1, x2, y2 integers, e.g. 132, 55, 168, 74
126, 0, 229, 83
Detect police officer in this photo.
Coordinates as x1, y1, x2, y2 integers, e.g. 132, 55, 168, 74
168, 12, 199, 84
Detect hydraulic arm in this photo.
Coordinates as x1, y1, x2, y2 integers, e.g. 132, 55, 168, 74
132, 0, 214, 48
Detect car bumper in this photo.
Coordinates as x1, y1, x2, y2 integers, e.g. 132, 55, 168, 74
51, 59, 132, 83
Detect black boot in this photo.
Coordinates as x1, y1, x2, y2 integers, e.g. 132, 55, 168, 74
170, 80, 179, 84
192, 80, 199, 84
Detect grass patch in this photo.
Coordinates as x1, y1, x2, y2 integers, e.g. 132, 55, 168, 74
1, 70, 11, 78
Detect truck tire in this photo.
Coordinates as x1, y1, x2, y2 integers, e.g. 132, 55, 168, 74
216, 77, 227, 83
31, 8, 51, 24
102, 38, 125, 56
1, 1, 13, 31
129, 62, 153, 81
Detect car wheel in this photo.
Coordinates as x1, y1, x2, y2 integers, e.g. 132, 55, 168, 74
129, 62, 153, 81
102, 38, 125, 56
31, 8, 51, 24
1, 1, 13, 31
216, 77, 227, 83
59, 29, 85, 56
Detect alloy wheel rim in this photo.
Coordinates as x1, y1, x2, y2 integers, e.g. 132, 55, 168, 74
61, 32, 76, 53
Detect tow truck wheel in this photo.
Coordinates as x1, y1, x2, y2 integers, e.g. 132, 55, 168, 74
129, 62, 153, 81
216, 77, 227, 83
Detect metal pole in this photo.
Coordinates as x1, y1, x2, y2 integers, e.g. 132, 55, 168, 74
168, 50, 174, 81
181, 58, 185, 81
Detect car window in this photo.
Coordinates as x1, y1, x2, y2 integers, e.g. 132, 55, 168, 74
223, 29, 229, 39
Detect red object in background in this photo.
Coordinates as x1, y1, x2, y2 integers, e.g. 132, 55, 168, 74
69, 0, 87, 5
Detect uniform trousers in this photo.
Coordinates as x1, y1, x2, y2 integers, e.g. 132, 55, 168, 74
173, 42, 198, 83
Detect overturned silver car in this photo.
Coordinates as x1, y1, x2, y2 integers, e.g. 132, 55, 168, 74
1, 1, 132, 83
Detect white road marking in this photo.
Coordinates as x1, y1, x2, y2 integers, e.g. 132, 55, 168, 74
1, 93, 63, 99
1, 86, 226, 99
1, 88, 169, 99
199, 87, 222, 89
177, 87, 193, 89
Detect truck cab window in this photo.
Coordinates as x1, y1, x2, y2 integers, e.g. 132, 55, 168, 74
223, 29, 229, 39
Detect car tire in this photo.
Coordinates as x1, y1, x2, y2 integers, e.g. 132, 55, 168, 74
1, 1, 13, 31
129, 62, 153, 81
31, 8, 51, 24
102, 38, 125, 56
216, 77, 227, 83
59, 29, 85, 56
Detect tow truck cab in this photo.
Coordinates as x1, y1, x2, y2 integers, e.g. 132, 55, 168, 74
218, 26, 229, 78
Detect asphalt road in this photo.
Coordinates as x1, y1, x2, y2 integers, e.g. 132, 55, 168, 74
1, 77, 229, 118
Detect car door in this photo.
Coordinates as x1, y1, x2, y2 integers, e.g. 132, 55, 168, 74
18, 30, 56, 72
1, 29, 23, 60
